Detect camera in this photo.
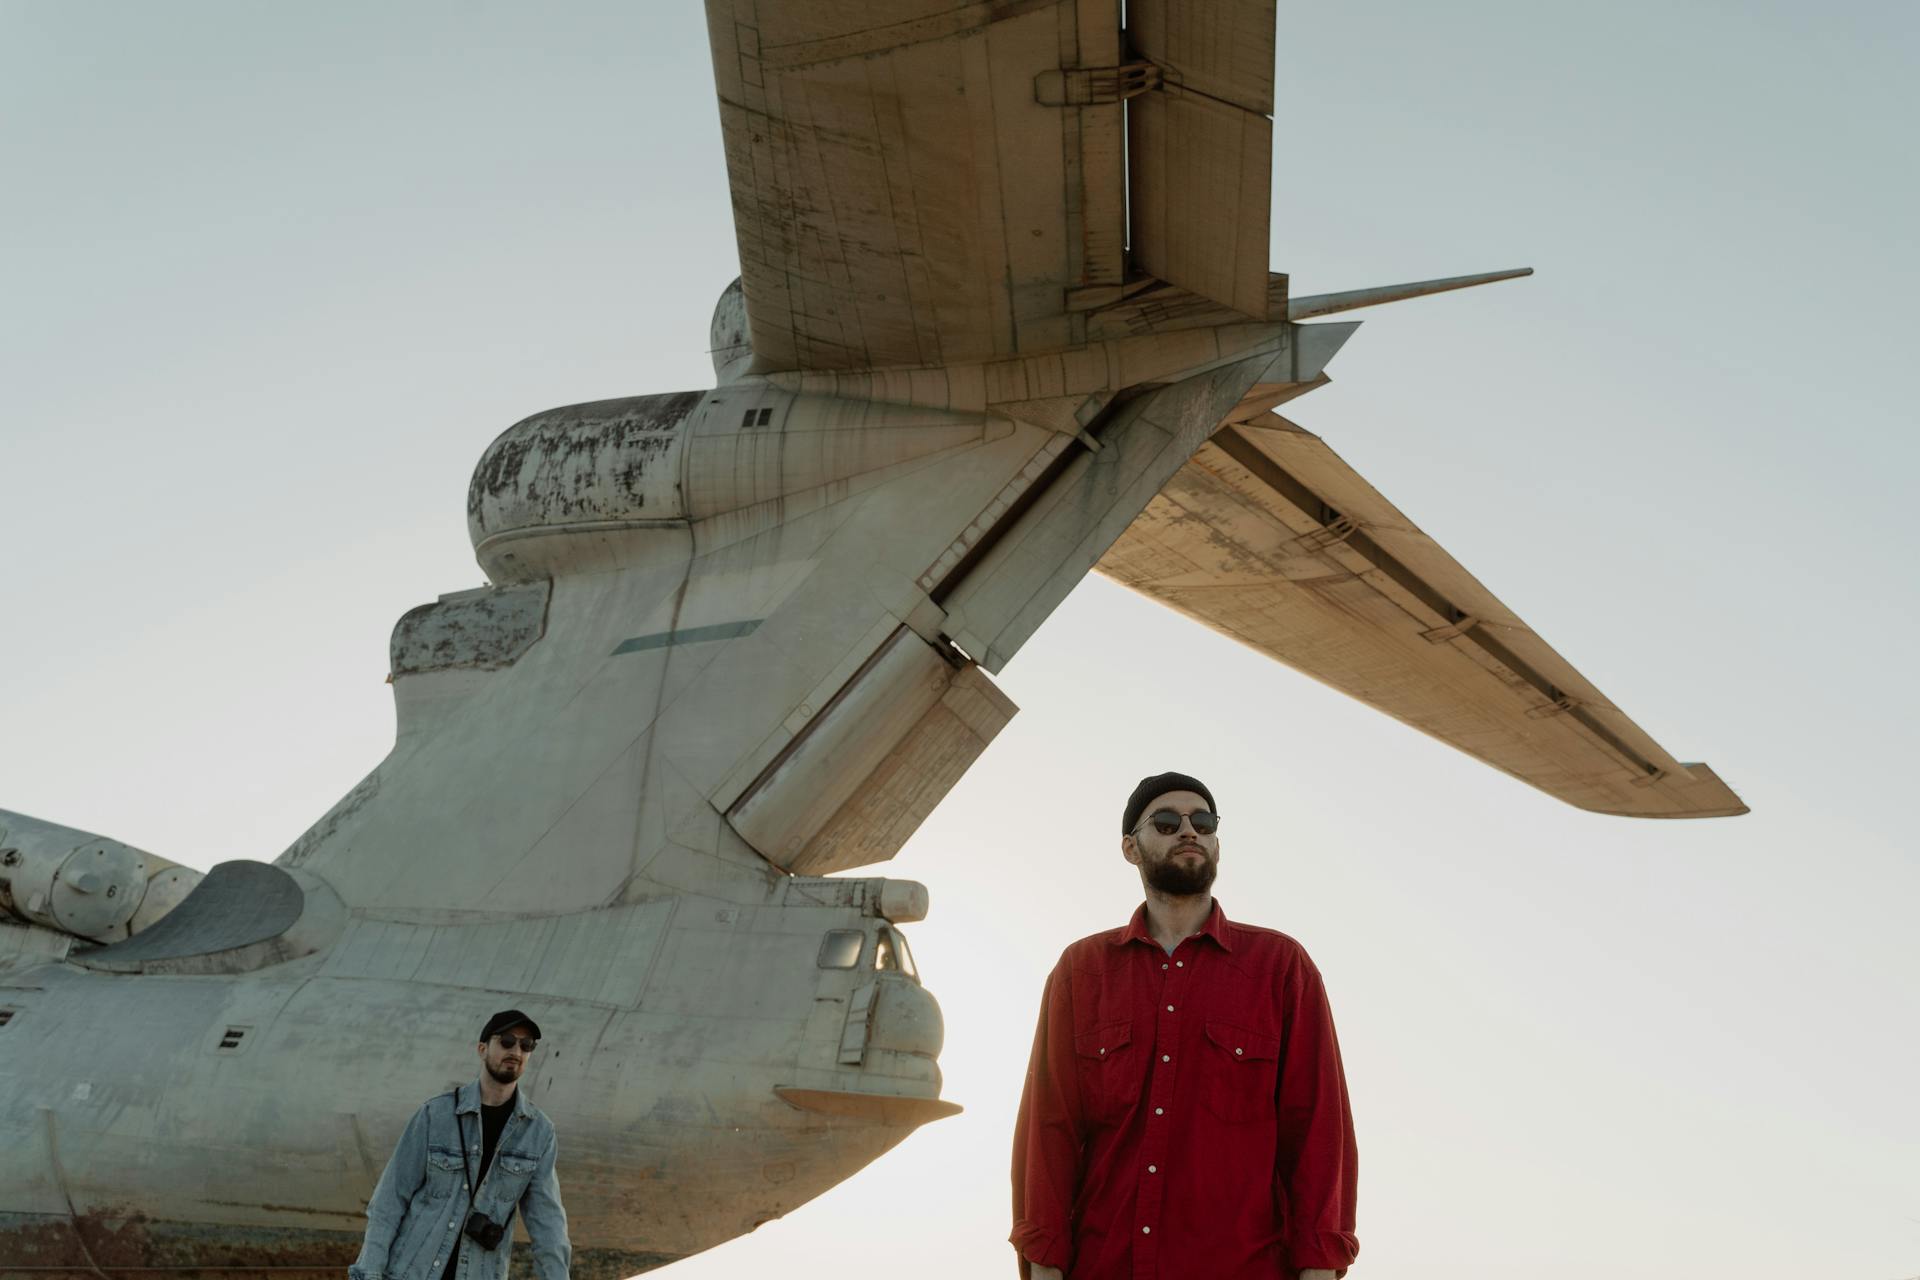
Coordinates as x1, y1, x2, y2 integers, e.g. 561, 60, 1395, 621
463, 1211, 506, 1251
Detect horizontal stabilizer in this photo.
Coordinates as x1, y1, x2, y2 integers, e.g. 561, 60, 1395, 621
1097, 415, 1747, 818
1288, 268, 1533, 321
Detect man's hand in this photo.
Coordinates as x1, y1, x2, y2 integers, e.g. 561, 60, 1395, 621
1300, 1271, 1338, 1280
1028, 1266, 1064, 1280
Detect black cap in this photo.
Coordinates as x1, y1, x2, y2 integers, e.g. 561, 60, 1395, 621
480, 1009, 542, 1043
1122, 772, 1217, 834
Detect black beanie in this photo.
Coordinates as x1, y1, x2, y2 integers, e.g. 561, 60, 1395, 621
1122, 772, 1217, 834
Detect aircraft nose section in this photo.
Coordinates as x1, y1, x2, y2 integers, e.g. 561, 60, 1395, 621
865, 973, 945, 1069
776, 973, 961, 1128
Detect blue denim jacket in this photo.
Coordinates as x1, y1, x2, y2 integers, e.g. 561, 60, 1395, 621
350, 1080, 570, 1280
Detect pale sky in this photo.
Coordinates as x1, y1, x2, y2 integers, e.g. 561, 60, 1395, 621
3, 3, 1917, 1278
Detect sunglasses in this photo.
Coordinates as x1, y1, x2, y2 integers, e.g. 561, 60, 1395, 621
493, 1035, 538, 1052
1135, 808, 1221, 837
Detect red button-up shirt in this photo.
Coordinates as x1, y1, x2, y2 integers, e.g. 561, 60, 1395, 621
1011, 900, 1358, 1279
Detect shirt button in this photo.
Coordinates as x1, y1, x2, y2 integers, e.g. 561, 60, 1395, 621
1176, 961, 1184, 968
1141, 1226, 1151, 1235
1166, 1004, 1175, 1012
1161, 963, 1168, 970
1236, 1047, 1244, 1055
1161, 1054, 1170, 1062
1148, 1164, 1158, 1173
1154, 1107, 1164, 1115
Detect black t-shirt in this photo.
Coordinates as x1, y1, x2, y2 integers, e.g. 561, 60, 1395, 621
477, 1099, 512, 1190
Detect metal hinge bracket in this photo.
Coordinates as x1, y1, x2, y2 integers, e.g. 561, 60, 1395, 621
1287, 515, 1360, 556
1035, 61, 1161, 107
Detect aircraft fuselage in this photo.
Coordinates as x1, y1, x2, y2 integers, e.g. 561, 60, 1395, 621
1, 880, 937, 1276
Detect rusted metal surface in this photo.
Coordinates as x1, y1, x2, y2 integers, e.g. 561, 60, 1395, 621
388, 582, 551, 678
467, 391, 702, 538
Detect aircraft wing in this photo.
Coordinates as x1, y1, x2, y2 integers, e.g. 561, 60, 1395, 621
705, 0, 1276, 373
1096, 414, 1748, 818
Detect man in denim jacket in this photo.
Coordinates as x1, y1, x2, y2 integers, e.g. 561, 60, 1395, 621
350, 1010, 570, 1280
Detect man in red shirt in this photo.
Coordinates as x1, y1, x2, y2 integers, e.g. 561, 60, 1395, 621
1011, 772, 1359, 1280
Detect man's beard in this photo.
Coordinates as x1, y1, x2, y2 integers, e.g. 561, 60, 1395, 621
1143, 850, 1216, 896
485, 1060, 521, 1085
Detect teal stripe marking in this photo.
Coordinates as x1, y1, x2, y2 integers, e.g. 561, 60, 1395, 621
611, 619, 761, 656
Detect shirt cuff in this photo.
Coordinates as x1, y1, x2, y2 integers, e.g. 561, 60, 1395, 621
1010, 1222, 1071, 1270
1288, 1230, 1360, 1272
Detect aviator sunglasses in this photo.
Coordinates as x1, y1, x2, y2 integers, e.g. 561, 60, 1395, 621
1135, 808, 1222, 837
493, 1034, 539, 1052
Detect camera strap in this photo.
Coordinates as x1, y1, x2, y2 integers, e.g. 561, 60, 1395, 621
450, 1090, 478, 1209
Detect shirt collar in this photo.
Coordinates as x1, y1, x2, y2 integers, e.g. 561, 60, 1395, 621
1114, 898, 1235, 953
456, 1078, 528, 1117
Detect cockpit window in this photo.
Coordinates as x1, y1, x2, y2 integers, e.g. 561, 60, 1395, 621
875, 926, 919, 980
817, 929, 863, 969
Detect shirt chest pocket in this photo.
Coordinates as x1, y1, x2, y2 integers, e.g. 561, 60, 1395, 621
486, 1152, 538, 1203
1200, 1021, 1281, 1122
1073, 1021, 1145, 1129
425, 1147, 467, 1199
